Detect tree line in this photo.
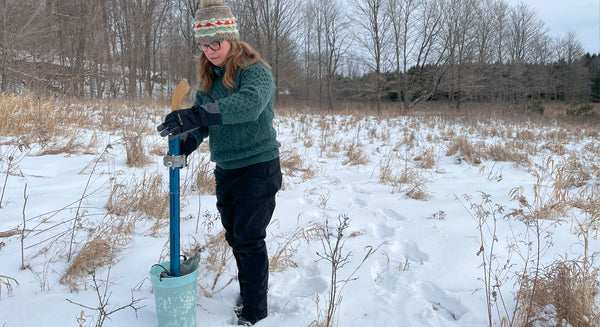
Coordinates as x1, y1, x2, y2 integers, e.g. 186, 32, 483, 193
1, 0, 598, 111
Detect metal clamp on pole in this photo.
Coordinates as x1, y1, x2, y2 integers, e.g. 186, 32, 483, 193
163, 154, 187, 168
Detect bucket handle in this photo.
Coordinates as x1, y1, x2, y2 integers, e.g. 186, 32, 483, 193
151, 264, 170, 281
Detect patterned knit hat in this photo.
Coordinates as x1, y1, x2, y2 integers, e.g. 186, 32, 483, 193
193, 0, 239, 45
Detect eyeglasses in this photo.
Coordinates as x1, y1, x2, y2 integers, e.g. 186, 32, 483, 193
198, 40, 221, 52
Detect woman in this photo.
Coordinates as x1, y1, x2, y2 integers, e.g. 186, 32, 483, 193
157, 0, 282, 325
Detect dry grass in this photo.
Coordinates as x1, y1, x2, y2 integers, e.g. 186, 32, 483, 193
60, 235, 115, 291
0, 93, 86, 140
557, 155, 592, 189
413, 146, 435, 169
467, 153, 600, 327
186, 154, 216, 195
60, 214, 135, 291
515, 259, 600, 327
124, 133, 152, 167
280, 147, 317, 181
0, 93, 166, 164
192, 230, 236, 298
379, 154, 397, 186
485, 142, 530, 166
342, 143, 369, 166
105, 171, 169, 233
446, 135, 481, 165
0, 274, 19, 299
2, 94, 600, 324
404, 180, 431, 201
379, 151, 432, 200
34, 134, 90, 156
269, 222, 322, 272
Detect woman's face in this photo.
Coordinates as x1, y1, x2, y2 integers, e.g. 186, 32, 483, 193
201, 40, 231, 67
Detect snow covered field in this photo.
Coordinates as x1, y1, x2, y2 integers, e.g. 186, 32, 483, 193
1, 104, 599, 326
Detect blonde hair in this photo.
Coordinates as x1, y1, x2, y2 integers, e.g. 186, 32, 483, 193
196, 40, 267, 92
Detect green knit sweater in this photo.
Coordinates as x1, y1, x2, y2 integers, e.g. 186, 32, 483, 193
190, 60, 280, 169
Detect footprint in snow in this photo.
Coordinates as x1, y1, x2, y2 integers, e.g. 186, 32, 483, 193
419, 281, 468, 321
350, 197, 368, 208
372, 222, 396, 239
378, 208, 406, 221
403, 240, 429, 263
346, 183, 370, 194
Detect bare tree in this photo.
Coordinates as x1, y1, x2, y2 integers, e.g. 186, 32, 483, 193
490, 0, 509, 64
306, 0, 326, 109
386, 0, 447, 110
0, 0, 596, 107
352, 0, 389, 113
108, 0, 135, 97
473, 0, 495, 64
146, 0, 202, 97
233, 0, 301, 99
1, 0, 57, 93
554, 31, 585, 64
551, 31, 588, 101
311, 0, 351, 110
467, 0, 499, 101
443, 0, 477, 109
87, 0, 113, 98
386, 0, 418, 110
48, 0, 111, 97
503, 3, 547, 102
300, 0, 320, 108
507, 3, 546, 64
103, 0, 174, 98
0, 0, 14, 92
486, 0, 510, 101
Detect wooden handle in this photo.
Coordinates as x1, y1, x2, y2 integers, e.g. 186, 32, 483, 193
171, 79, 190, 111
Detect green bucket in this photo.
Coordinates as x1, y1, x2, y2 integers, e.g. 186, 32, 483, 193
149, 261, 199, 327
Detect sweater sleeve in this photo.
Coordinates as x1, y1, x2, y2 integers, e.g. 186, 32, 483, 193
216, 62, 275, 125
190, 89, 210, 141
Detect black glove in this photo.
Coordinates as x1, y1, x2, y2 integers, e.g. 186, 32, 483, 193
157, 102, 222, 137
179, 133, 198, 156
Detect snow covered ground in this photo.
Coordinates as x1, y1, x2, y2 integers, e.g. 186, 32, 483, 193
0, 107, 599, 326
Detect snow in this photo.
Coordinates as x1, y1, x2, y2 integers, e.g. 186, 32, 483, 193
0, 109, 598, 327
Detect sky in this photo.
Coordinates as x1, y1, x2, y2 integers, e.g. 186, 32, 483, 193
508, 0, 600, 54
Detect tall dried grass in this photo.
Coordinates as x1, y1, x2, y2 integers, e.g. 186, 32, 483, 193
124, 133, 151, 167
60, 213, 136, 291
269, 221, 322, 272
0, 274, 19, 299
186, 153, 216, 195
515, 259, 600, 327
342, 143, 369, 166
379, 151, 432, 200
280, 147, 317, 181
463, 152, 600, 327
413, 146, 435, 169
0, 93, 86, 140
197, 230, 236, 297
105, 171, 169, 233
446, 135, 481, 165
2, 94, 599, 323
485, 142, 530, 166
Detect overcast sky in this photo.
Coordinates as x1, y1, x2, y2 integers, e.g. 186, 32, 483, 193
507, 0, 599, 54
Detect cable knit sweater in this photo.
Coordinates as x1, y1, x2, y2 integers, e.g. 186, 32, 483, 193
190, 60, 280, 169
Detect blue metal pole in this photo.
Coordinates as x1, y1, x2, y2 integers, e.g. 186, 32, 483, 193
168, 135, 181, 277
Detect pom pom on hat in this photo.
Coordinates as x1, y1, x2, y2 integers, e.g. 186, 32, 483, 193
201, 0, 223, 7
194, 0, 239, 45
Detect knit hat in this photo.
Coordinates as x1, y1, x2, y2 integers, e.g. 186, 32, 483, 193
193, 0, 239, 45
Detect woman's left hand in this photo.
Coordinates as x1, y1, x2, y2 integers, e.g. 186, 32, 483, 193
157, 102, 222, 137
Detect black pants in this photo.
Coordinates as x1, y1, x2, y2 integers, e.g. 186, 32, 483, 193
214, 158, 282, 324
